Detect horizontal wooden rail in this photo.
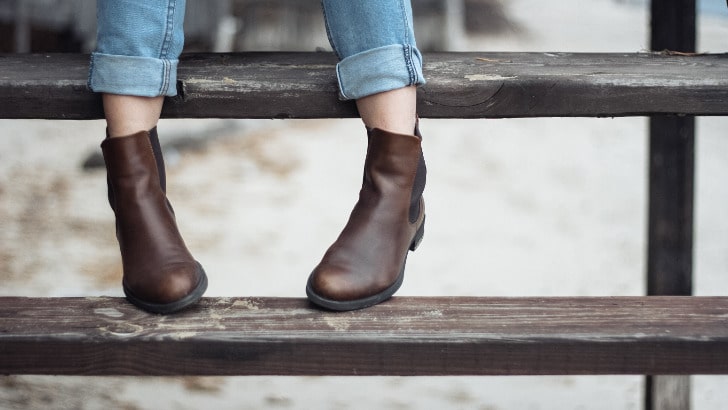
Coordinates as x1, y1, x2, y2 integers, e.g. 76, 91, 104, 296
1, 296, 727, 376
1, 52, 727, 119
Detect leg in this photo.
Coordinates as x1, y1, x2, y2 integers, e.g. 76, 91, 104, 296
90, 0, 207, 314
103, 95, 164, 138
307, 0, 427, 310
356, 86, 418, 136
91, 0, 184, 137
321, 0, 424, 134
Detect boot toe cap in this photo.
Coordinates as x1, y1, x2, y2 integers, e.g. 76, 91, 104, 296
308, 264, 392, 302
123, 262, 207, 312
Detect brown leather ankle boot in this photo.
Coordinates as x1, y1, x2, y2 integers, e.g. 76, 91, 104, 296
102, 130, 207, 314
306, 126, 426, 311
107, 127, 167, 204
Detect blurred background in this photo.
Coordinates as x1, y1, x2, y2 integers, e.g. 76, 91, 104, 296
0, 0, 520, 53
1, 0, 727, 409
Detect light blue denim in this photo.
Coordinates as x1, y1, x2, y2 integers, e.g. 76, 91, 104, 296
89, 0, 186, 97
88, 0, 425, 100
321, 0, 425, 99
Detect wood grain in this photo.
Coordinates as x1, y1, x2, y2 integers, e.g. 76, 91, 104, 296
1, 52, 727, 119
2, 296, 727, 376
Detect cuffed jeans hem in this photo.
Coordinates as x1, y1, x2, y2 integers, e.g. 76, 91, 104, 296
88, 52, 179, 97
336, 44, 426, 101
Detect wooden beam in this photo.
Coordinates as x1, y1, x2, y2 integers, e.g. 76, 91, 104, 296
647, 116, 694, 297
647, 0, 696, 408
1, 52, 727, 120
2, 296, 728, 376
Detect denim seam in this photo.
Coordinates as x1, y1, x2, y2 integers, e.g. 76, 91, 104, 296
398, 0, 416, 85
398, 0, 410, 45
320, 0, 341, 60
160, 0, 177, 59
403, 44, 415, 86
158, 0, 177, 94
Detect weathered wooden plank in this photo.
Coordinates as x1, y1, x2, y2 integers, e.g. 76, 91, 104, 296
647, 0, 697, 408
1, 296, 727, 376
1, 52, 727, 120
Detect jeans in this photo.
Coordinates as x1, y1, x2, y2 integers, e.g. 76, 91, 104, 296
88, 0, 426, 100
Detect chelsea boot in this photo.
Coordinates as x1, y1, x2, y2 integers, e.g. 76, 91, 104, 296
102, 130, 207, 314
306, 125, 426, 311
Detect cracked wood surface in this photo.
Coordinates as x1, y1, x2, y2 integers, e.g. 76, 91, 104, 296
1, 52, 727, 119
2, 296, 727, 375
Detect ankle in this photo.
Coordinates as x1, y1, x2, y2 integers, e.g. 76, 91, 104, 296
356, 86, 417, 135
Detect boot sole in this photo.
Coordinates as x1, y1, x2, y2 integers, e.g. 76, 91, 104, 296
123, 262, 208, 315
306, 217, 425, 312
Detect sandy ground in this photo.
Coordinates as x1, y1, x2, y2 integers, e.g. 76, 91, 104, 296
1, 0, 727, 409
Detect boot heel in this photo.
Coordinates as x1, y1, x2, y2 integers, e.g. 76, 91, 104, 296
409, 216, 426, 251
